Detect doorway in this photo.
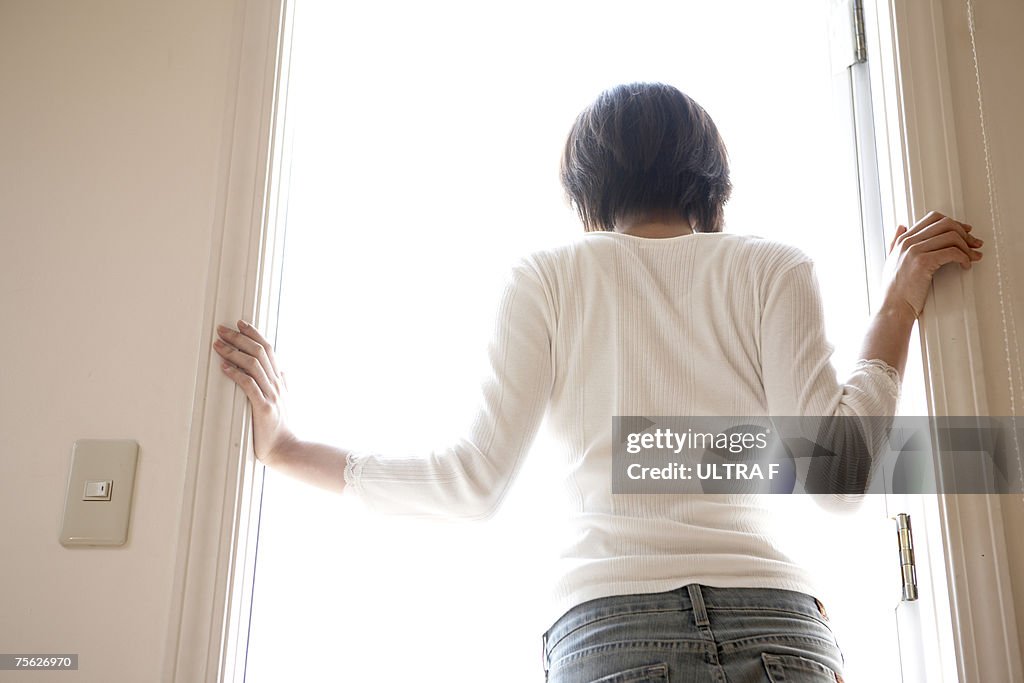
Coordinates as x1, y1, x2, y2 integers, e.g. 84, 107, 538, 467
240, 1, 922, 680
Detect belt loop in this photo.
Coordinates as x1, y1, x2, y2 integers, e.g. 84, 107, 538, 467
687, 583, 710, 627
542, 631, 549, 677
814, 596, 830, 621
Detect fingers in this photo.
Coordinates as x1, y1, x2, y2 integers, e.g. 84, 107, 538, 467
890, 224, 908, 254
894, 212, 984, 256
238, 320, 282, 377
213, 328, 278, 400
900, 215, 968, 247
908, 232, 981, 271
221, 361, 267, 405
908, 229, 982, 266
216, 323, 279, 389
907, 210, 965, 236
904, 212, 982, 245
929, 246, 976, 271
914, 210, 950, 233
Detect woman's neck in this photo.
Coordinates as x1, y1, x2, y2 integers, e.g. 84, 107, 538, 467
613, 213, 694, 238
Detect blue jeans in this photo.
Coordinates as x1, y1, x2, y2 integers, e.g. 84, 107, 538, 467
541, 583, 845, 683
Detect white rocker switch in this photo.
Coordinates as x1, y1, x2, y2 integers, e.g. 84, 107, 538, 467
83, 480, 112, 501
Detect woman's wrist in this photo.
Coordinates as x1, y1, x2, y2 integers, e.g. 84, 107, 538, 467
856, 292, 917, 381
265, 431, 302, 468
877, 292, 919, 329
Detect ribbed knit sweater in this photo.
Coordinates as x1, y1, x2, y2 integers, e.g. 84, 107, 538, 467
342, 229, 902, 633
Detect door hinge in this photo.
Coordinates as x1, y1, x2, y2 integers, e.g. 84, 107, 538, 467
852, 0, 867, 63
830, 0, 868, 72
893, 512, 919, 601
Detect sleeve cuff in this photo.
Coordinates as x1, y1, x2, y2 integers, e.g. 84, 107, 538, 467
342, 450, 364, 493
853, 358, 902, 402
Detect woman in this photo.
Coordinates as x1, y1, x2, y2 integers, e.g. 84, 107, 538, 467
213, 82, 983, 682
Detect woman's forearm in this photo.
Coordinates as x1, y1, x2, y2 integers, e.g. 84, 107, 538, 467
264, 437, 351, 494
856, 293, 917, 381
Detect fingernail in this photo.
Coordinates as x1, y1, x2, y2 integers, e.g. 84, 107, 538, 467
238, 320, 249, 329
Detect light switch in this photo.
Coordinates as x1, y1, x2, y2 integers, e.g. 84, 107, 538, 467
60, 440, 138, 547
83, 480, 112, 500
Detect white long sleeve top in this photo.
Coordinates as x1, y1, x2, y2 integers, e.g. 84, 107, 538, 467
342, 229, 902, 633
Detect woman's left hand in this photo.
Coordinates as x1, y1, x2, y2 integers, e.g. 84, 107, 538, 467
213, 320, 297, 465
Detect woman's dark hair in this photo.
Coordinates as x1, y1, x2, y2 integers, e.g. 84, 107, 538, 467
560, 82, 733, 233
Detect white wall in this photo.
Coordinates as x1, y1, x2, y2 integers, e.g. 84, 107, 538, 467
0, 1, 238, 680
941, 0, 1024, 659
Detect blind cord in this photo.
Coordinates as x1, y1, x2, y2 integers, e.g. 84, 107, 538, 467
965, 0, 1023, 501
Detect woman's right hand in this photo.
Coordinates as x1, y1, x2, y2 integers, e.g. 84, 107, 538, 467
881, 210, 984, 318
214, 320, 297, 465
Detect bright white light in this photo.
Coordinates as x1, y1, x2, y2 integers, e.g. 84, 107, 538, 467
244, 2, 906, 681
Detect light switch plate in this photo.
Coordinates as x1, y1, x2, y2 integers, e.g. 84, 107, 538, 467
59, 440, 139, 547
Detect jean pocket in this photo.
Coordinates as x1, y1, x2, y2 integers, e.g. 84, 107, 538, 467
762, 652, 843, 682
591, 662, 670, 683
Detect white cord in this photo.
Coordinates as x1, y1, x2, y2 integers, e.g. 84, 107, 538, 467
965, 0, 1024, 500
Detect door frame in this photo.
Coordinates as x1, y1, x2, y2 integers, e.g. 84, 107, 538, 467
863, 0, 1022, 680
161, 0, 1022, 680
161, 0, 293, 680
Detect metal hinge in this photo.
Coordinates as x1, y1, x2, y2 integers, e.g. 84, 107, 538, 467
830, 0, 868, 72
852, 0, 867, 63
893, 512, 919, 601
